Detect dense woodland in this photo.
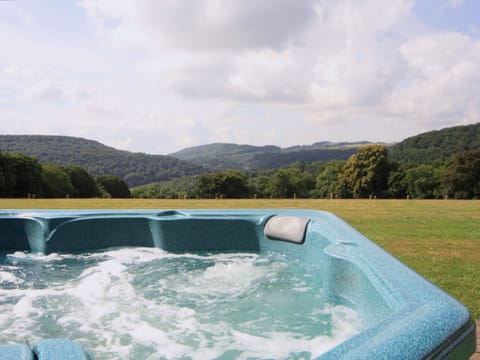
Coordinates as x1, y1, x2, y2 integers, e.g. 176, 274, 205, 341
134, 123, 480, 200
390, 123, 480, 163
0, 152, 130, 198
133, 145, 480, 199
0, 123, 479, 199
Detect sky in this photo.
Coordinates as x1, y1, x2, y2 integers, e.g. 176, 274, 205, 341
1, 0, 479, 155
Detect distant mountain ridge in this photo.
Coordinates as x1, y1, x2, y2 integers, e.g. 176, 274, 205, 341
171, 143, 281, 160
0, 135, 205, 187
169, 141, 371, 170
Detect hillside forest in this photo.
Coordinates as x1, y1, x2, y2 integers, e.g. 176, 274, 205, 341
133, 145, 480, 200
1, 123, 479, 200
135, 123, 480, 199
1, 145, 478, 200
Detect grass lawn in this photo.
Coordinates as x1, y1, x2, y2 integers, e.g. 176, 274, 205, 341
0, 198, 478, 319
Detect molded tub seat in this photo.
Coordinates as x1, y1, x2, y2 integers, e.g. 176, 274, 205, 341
0, 209, 475, 359
0, 339, 93, 360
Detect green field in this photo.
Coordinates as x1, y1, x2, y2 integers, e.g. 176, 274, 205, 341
0, 199, 478, 319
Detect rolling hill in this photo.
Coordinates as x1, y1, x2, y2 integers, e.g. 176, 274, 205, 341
169, 142, 368, 170
389, 123, 480, 163
0, 135, 205, 187
1, 122, 478, 187
171, 143, 281, 160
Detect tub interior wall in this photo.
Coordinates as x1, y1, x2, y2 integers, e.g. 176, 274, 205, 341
262, 224, 394, 328
48, 218, 156, 253
322, 256, 393, 326
0, 218, 31, 252
151, 218, 261, 252
0, 216, 263, 254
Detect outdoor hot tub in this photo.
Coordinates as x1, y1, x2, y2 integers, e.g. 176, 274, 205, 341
0, 209, 475, 359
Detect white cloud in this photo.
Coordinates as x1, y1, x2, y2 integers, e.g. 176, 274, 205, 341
393, 32, 480, 122
448, 0, 464, 8
79, 0, 316, 50
22, 78, 63, 102
79, 0, 416, 107
17, 9, 35, 26
80, 0, 317, 103
400, 32, 472, 75
227, 47, 312, 102
308, 0, 413, 107
0, 0, 479, 154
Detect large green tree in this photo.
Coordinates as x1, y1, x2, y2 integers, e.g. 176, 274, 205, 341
338, 145, 390, 198
387, 162, 411, 199
96, 175, 131, 198
132, 183, 178, 199
269, 167, 315, 198
0, 152, 15, 197
10, 153, 44, 197
269, 169, 293, 198
442, 150, 480, 199
42, 163, 75, 198
196, 170, 249, 198
290, 168, 315, 198
313, 160, 345, 198
404, 164, 443, 199
63, 165, 99, 198
248, 175, 272, 198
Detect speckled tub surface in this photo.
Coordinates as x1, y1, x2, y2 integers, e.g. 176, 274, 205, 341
0, 209, 475, 359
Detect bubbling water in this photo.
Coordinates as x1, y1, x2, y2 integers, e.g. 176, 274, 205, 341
0, 248, 362, 359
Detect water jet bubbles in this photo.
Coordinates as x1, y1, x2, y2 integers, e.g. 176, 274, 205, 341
0, 248, 361, 359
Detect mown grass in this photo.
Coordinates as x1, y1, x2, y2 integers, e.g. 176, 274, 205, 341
0, 198, 478, 318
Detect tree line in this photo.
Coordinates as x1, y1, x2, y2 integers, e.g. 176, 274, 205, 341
133, 145, 480, 200
2, 145, 478, 200
0, 152, 131, 198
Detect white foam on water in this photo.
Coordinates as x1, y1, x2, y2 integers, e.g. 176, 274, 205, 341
0, 271, 24, 285
6, 251, 75, 262
0, 247, 363, 359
